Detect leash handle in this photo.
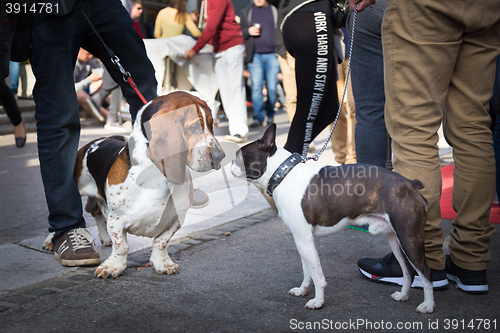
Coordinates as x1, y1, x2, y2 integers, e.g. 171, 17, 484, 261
80, 6, 149, 105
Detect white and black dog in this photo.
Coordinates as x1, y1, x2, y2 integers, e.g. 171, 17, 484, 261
230, 124, 434, 313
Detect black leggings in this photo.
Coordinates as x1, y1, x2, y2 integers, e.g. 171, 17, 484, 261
0, 78, 22, 126
282, 8, 339, 157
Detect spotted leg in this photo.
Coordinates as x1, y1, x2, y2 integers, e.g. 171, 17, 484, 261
150, 219, 182, 275
95, 221, 128, 278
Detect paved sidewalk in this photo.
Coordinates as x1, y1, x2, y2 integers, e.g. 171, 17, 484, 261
0, 213, 498, 332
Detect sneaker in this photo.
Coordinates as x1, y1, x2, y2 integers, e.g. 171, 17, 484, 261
191, 188, 210, 209
250, 120, 263, 128
446, 255, 488, 294
358, 252, 448, 290
225, 134, 247, 143
85, 99, 105, 122
54, 228, 101, 267
266, 118, 274, 126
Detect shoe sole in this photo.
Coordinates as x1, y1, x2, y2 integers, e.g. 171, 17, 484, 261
191, 199, 210, 209
86, 99, 105, 122
447, 273, 488, 294
359, 267, 449, 290
225, 135, 247, 143
55, 253, 101, 267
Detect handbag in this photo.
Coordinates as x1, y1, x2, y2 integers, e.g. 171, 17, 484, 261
330, 0, 349, 28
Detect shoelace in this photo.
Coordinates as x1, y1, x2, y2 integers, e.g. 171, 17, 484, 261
69, 230, 93, 250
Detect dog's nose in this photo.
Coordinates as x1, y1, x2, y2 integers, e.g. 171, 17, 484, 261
212, 148, 225, 169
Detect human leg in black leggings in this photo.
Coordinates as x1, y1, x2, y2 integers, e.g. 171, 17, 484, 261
282, 7, 339, 157
0, 78, 22, 126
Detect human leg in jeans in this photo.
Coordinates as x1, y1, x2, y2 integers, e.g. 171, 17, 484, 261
347, 1, 386, 168
31, 0, 157, 266
248, 53, 265, 125
9, 61, 20, 95
262, 53, 280, 124
247, 53, 280, 126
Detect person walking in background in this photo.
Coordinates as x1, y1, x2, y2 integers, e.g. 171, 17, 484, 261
352, 0, 500, 294
184, 0, 249, 143
240, 0, 281, 128
0, 78, 26, 147
154, 0, 201, 39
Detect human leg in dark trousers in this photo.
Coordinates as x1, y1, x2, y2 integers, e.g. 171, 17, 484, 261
0, 78, 25, 147
347, 0, 387, 168
31, 0, 157, 264
282, 3, 339, 157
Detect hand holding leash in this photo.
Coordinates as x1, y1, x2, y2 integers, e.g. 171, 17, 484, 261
347, 0, 375, 12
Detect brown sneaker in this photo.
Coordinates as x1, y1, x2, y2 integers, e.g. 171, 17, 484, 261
54, 228, 101, 266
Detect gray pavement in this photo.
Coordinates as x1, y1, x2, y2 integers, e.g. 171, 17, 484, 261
1, 104, 498, 332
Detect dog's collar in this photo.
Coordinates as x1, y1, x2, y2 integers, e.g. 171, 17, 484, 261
267, 153, 303, 196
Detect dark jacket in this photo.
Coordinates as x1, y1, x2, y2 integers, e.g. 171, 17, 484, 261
0, 0, 78, 77
240, 3, 285, 64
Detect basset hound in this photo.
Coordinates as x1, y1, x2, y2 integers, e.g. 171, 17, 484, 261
43, 91, 225, 278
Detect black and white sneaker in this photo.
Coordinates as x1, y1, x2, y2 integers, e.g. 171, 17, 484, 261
446, 255, 488, 294
358, 252, 448, 290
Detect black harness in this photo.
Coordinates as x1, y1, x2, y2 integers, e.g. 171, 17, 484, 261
266, 153, 303, 196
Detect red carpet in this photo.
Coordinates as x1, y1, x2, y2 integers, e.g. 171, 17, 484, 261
440, 165, 500, 223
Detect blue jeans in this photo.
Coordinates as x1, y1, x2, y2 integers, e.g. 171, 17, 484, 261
247, 53, 279, 123
347, 0, 387, 168
30, 0, 157, 242
9, 61, 20, 95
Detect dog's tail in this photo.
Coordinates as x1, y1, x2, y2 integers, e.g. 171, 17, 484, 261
411, 179, 429, 212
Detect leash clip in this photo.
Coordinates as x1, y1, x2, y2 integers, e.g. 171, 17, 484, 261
111, 55, 131, 81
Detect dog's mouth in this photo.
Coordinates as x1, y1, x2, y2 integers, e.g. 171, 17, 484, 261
230, 152, 246, 178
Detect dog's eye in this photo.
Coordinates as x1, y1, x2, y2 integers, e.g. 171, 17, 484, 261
187, 123, 201, 135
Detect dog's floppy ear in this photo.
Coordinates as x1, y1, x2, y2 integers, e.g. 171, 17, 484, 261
260, 123, 277, 153
146, 106, 193, 185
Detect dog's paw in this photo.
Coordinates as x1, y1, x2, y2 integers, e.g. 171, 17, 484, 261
416, 301, 434, 314
154, 262, 180, 275
99, 237, 112, 247
391, 291, 409, 302
42, 233, 55, 252
288, 287, 308, 297
305, 298, 324, 309
94, 258, 127, 278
